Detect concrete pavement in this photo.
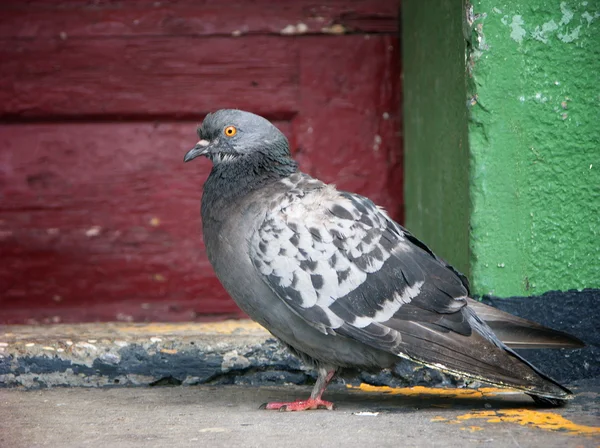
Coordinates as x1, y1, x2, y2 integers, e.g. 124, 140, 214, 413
2, 379, 599, 448
1, 290, 598, 447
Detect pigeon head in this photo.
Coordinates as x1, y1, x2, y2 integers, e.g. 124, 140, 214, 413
184, 109, 291, 165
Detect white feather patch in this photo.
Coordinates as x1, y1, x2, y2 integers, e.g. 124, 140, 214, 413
292, 270, 318, 308
351, 281, 424, 328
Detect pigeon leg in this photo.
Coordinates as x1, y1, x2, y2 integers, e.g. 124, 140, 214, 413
261, 368, 336, 411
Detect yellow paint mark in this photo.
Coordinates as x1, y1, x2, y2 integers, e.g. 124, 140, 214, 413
431, 416, 448, 422
351, 384, 598, 437
1, 320, 271, 345
461, 426, 484, 432
149, 217, 160, 227
452, 410, 600, 436
160, 348, 178, 355
347, 383, 513, 398
321, 24, 346, 34
120, 320, 266, 336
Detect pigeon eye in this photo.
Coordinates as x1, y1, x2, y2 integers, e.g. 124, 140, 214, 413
224, 126, 237, 137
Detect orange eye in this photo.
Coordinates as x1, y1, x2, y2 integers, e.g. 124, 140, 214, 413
224, 126, 237, 137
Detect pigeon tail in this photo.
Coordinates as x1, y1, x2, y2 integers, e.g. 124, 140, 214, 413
388, 307, 572, 404
467, 298, 585, 350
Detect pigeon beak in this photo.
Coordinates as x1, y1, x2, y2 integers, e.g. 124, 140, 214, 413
184, 139, 211, 162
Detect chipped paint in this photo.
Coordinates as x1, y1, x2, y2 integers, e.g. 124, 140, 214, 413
582, 11, 600, 26
159, 348, 177, 355
321, 24, 346, 35
510, 15, 526, 42
503, 1, 598, 45
558, 25, 582, 42
438, 410, 600, 436
85, 226, 101, 237
280, 23, 308, 35
532, 20, 559, 43
0, 321, 299, 389
347, 384, 515, 398
221, 350, 251, 370
559, 1, 574, 25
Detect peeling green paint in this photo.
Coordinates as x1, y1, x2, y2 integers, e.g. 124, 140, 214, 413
509, 15, 527, 42
469, 0, 600, 296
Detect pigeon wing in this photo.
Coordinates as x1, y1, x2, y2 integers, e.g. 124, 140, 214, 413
249, 174, 471, 351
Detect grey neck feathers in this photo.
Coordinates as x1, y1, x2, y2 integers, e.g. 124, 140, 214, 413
201, 147, 298, 220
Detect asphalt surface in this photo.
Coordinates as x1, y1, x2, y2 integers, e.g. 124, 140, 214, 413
2, 379, 599, 448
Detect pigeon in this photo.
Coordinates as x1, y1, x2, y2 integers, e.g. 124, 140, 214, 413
184, 109, 584, 411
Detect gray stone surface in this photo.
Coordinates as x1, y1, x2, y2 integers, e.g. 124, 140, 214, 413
0, 320, 465, 390
1, 379, 599, 448
0, 321, 302, 389
1, 289, 598, 391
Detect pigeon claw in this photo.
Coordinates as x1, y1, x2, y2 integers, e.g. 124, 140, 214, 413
260, 398, 336, 412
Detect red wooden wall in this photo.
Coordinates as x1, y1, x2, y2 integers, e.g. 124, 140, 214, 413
0, 0, 402, 324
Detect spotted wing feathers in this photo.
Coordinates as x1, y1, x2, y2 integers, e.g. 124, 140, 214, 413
250, 173, 468, 339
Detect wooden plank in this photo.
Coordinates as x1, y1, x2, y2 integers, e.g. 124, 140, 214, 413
0, 300, 246, 325
294, 35, 403, 219
0, 36, 402, 324
0, 0, 399, 39
0, 121, 291, 322
0, 36, 299, 119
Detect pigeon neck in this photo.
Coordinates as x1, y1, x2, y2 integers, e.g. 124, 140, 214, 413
202, 151, 298, 210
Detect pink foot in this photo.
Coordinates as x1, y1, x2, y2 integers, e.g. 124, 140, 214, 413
260, 398, 336, 412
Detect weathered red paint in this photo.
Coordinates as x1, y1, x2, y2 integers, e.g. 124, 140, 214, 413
0, 1, 401, 324
0, 0, 398, 38
1, 36, 299, 119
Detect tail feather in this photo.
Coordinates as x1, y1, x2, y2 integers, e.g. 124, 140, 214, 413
387, 306, 573, 403
468, 307, 573, 402
501, 342, 572, 405
467, 298, 585, 349
528, 395, 568, 407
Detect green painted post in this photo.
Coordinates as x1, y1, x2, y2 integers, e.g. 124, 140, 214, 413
403, 0, 600, 297
469, 0, 600, 296
402, 0, 472, 278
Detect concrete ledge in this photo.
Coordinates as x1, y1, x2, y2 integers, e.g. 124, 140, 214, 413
0, 319, 465, 390
1, 290, 597, 390
0, 321, 303, 389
